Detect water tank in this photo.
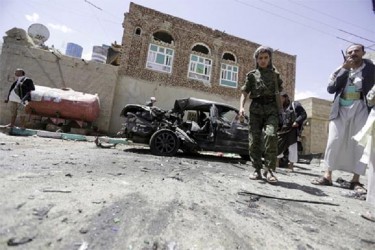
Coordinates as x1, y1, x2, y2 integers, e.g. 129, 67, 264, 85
26, 85, 100, 123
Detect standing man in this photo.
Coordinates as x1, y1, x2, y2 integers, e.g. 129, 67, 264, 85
4, 68, 35, 128
354, 85, 375, 222
312, 44, 375, 190
277, 92, 307, 171
239, 46, 283, 184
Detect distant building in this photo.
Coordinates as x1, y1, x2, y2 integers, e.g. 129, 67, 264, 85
65, 42, 83, 58
298, 97, 331, 155
91, 45, 109, 63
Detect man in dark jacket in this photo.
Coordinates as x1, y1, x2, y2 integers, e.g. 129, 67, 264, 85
277, 92, 307, 171
4, 68, 35, 128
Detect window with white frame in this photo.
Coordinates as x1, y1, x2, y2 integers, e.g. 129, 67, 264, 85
146, 43, 174, 73
188, 54, 212, 82
220, 63, 238, 88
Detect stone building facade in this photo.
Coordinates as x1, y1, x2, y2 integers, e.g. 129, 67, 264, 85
108, 2, 297, 134
119, 3, 296, 100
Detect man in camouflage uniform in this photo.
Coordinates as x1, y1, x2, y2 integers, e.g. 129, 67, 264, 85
239, 46, 283, 184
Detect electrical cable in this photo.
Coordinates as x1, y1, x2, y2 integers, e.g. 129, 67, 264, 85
233, 0, 375, 51
259, 0, 375, 44
289, 0, 375, 34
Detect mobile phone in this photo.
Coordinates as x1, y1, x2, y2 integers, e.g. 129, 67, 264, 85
341, 50, 346, 62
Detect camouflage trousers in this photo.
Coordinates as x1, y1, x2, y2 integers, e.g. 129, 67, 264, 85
248, 101, 279, 171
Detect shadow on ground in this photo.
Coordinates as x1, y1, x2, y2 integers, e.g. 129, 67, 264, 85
123, 148, 248, 164
276, 180, 328, 197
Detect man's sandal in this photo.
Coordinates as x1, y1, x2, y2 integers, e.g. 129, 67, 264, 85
249, 169, 262, 180
287, 163, 294, 172
263, 169, 278, 184
311, 177, 333, 186
350, 182, 367, 194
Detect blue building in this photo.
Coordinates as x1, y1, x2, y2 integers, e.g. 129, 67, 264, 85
65, 42, 83, 58
91, 45, 109, 63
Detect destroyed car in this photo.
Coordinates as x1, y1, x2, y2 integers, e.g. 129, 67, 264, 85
118, 97, 249, 158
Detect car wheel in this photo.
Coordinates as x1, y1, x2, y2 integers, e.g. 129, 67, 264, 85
149, 129, 180, 156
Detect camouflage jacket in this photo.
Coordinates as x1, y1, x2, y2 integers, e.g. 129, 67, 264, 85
241, 68, 283, 98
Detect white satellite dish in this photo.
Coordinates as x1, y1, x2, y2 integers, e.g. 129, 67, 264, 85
28, 23, 50, 45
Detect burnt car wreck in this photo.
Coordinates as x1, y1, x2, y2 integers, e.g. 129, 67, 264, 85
118, 97, 249, 158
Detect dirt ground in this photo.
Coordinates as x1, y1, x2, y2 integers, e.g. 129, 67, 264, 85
0, 129, 374, 250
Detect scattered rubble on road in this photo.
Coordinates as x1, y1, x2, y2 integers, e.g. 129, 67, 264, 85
1, 131, 374, 249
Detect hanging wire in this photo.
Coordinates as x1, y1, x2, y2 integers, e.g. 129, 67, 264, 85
288, 0, 375, 34
233, 0, 375, 51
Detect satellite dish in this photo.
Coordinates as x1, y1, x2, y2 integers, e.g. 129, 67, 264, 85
28, 23, 50, 45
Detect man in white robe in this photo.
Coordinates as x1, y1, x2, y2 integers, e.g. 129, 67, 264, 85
312, 44, 375, 190
354, 86, 375, 222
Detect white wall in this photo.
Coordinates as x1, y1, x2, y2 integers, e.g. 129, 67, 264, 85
0, 43, 118, 131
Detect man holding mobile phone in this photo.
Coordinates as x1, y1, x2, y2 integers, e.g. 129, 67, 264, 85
312, 44, 375, 192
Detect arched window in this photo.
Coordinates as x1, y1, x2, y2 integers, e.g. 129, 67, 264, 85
188, 43, 212, 83
222, 52, 236, 62
135, 27, 142, 35
192, 44, 210, 54
220, 52, 238, 88
146, 31, 175, 73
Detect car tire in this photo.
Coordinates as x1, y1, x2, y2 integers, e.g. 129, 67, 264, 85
240, 154, 250, 161
149, 129, 180, 156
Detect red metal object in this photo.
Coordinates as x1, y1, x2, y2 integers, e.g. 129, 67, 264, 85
26, 85, 100, 122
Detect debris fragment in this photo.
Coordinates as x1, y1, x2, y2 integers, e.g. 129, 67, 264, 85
7, 237, 34, 246
16, 202, 26, 209
95, 136, 128, 148
79, 228, 89, 234
32, 205, 54, 219
42, 189, 72, 193
238, 190, 339, 206
78, 241, 89, 250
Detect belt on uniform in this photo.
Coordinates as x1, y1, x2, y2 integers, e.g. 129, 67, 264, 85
340, 92, 363, 100
252, 96, 276, 104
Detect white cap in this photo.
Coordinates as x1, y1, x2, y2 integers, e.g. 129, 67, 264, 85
150, 97, 156, 101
